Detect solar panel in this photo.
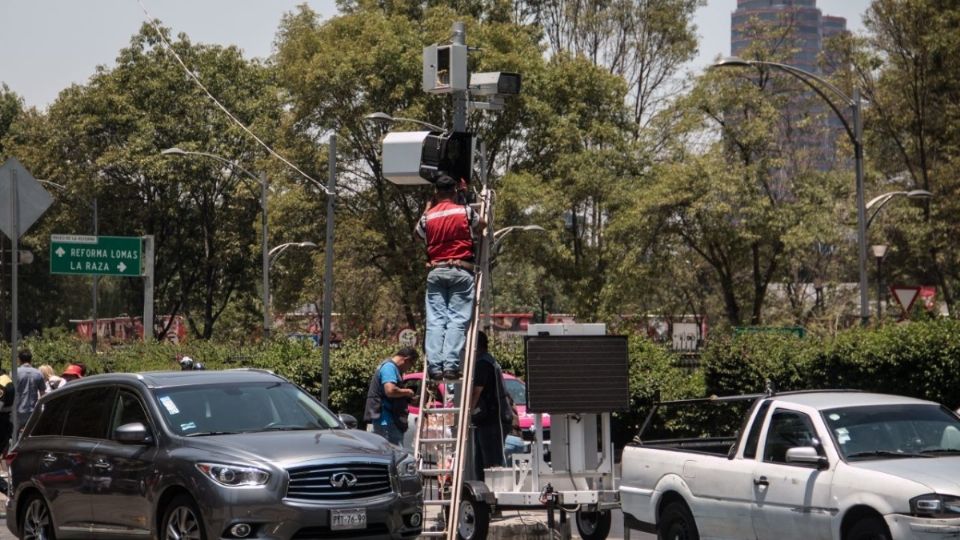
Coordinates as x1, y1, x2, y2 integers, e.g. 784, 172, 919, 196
524, 335, 630, 414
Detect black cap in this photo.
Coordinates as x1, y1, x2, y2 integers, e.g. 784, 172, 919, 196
396, 347, 419, 362
435, 174, 457, 191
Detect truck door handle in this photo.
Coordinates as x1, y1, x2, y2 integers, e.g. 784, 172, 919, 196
754, 476, 769, 487
41, 454, 56, 464
93, 460, 112, 470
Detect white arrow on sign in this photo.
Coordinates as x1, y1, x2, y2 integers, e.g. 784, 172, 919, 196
117, 262, 127, 273
55, 247, 65, 257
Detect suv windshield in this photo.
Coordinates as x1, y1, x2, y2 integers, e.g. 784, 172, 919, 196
823, 404, 960, 460
152, 382, 341, 436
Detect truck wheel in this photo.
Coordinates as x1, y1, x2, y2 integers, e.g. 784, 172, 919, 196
848, 517, 890, 540
576, 508, 612, 540
658, 501, 699, 540
456, 492, 490, 540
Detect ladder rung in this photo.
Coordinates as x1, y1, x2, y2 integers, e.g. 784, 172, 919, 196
420, 531, 448, 537
419, 438, 457, 445
423, 407, 460, 413
419, 468, 453, 475
423, 499, 452, 506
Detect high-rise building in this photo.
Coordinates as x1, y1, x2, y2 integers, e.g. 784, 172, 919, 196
731, 0, 849, 170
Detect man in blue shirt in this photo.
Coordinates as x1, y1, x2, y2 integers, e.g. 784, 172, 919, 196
15, 349, 45, 432
363, 347, 418, 445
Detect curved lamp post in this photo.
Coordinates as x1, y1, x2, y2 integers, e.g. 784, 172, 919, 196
364, 112, 445, 132
712, 56, 869, 325
268, 241, 317, 267
866, 189, 933, 228
161, 147, 272, 337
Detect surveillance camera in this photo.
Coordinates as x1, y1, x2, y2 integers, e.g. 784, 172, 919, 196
469, 72, 521, 96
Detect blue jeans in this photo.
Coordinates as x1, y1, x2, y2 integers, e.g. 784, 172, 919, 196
373, 422, 404, 446
425, 266, 475, 375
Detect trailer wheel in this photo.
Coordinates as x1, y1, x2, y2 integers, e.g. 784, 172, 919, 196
576, 508, 612, 540
456, 491, 490, 540
658, 501, 699, 540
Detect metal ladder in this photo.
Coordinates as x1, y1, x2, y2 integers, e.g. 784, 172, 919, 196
414, 187, 492, 540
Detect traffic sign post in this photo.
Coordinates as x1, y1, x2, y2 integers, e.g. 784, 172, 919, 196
890, 285, 921, 319
50, 235, 143, 276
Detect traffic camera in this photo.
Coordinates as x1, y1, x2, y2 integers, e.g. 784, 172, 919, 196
381, 131, 473, 186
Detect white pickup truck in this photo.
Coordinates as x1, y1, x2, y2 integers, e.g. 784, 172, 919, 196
620, 390, 960, 540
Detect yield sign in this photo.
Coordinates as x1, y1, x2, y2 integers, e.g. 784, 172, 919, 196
0, 157, 54, 240
890, 285, 921, 316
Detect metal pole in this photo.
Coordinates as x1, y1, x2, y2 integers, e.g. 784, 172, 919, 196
143, 235, 154, 341
480, 142, 493, 337
10, 168, 20, 438
261, 172, 271, 339
452, 21, 467, 132
877, 256, 883, 321
321, 135, 336, 406
854, 88, 869, 326
92, 197, 98, 353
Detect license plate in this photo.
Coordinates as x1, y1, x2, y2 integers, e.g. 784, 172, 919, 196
331, 508, 367, 530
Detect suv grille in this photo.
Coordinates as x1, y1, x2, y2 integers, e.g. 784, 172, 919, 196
286, 462, 392, 501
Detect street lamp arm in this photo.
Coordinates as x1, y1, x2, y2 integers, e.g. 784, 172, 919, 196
713, 58, 857, 144
161, 147, 262, 201
364, 112, 445, 132
268, 241, 318, 267
36, 179, 95, 208
865, 190, 934, 229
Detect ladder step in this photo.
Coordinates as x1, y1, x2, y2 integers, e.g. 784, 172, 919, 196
419, 468, 453, 475
423, 407, 460, 413
419, 438, 457, 445
423, 499, 452, 506
420, 531, 448, 537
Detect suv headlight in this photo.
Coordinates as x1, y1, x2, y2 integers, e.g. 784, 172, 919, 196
910, 494, 960, 517
196, 463, 270, 487
397, 454, 418, 478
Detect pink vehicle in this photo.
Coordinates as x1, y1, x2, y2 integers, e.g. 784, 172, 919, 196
403, 371, 551, 439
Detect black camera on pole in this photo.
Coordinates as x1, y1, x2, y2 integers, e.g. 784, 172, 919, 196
419, 131, 473, 184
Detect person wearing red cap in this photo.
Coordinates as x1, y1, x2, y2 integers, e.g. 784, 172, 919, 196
61, 364, 84, 385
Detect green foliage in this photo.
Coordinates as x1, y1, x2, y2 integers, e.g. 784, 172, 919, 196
700, 319, 960, 410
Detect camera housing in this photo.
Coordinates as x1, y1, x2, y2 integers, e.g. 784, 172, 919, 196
469, 72, 521, 96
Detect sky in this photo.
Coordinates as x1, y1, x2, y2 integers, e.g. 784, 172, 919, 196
0, 0, 872, 110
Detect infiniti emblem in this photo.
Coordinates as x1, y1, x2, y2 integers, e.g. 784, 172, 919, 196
330, 472, 358, 488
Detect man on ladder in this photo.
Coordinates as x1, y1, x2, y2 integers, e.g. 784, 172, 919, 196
415, 173, 486, 381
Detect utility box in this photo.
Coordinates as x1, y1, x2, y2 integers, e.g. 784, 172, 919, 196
423, 44, 468, 94
382, 131, 432, 186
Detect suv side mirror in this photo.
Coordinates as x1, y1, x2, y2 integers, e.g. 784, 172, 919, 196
338, 414, 359, 429
115, 422, 152, 444
786, 446, 828, 469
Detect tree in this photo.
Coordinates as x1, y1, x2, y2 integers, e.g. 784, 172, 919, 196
842, 0, 960, 316
2, 25, 284, 339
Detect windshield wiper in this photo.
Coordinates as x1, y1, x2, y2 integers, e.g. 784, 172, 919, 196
846, 450, 931, 459
184, 431, 241, 437
918, 448, 960, 456
259, 426, 315, 432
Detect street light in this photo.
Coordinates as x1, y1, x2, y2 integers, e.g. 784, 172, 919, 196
160, 147, 272, 337
865, 189, 933, 228
37, 179, 99, 352
712, 56, 870, 325
268, 241, 317, 268
364, 112, 445, 132
871, 244, 889, 321
492, 225, 546, 258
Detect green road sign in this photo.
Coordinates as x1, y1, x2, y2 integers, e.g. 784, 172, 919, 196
50, 234, 142, 276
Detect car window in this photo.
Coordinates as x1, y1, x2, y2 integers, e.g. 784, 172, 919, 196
742, 401, 772, 459
823, 404, 960, 459
152, 382, 340, 436
762, 409, 822, 465
111, 390, 151, 439
30, 394, 73, 437
62, 387, 116, 439
504, 379, 526, 406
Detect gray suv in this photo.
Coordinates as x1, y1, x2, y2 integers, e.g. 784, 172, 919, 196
5, 369, 423, 539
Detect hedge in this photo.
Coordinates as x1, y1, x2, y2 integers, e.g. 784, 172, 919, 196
701, 319, 960, 409
0, 332, 697, 448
